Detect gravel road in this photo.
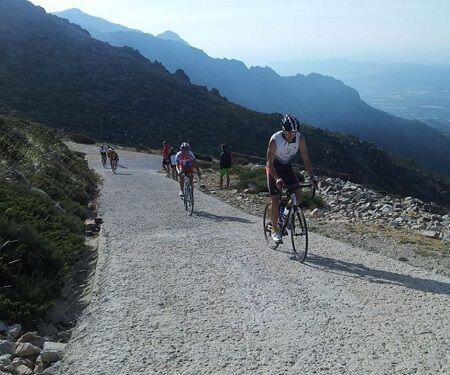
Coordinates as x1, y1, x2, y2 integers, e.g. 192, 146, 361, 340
61, 144, 449, 374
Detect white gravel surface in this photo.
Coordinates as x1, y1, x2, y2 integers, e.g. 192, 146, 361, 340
61, 144, 450, 374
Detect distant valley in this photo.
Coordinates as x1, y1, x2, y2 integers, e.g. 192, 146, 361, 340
270, 60, 450, 135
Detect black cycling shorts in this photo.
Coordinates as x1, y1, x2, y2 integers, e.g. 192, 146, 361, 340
266, 160, 300, 196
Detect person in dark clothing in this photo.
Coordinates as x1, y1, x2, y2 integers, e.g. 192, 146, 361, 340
219, 144, 232, 189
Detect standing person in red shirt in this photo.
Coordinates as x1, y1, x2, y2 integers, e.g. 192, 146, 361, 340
162, 141, 171, 177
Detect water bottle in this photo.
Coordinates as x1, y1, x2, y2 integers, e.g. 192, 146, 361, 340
282, 206, 289, 221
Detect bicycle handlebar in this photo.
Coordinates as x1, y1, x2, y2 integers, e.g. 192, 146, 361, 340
277, 182, 316, 200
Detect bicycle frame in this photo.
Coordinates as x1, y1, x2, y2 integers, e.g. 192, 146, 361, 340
278, 183, 315, 235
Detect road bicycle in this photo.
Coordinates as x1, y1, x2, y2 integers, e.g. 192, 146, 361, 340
263, 183, 316, 262
101, 153, 107, 168
181, 173, 195, 216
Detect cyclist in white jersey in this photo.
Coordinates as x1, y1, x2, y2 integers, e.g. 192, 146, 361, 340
266, 114, 317, 243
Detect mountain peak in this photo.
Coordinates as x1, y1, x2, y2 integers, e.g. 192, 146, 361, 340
156, 31, 189, 46
55, 8, 137, 34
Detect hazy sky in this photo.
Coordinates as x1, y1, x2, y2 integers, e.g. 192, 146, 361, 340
30, 0, 450, 66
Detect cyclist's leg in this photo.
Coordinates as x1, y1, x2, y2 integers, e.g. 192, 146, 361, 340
266, 168, 281, 226
226, 169, 231, 188
188, 173, 194, 191
179, 171, 185, 193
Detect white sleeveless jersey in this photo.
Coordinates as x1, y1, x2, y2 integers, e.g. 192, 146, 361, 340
270, 131, 301, 165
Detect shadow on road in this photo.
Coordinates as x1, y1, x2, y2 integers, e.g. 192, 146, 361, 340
305, 254, 450, 295
194, 210, 253, 223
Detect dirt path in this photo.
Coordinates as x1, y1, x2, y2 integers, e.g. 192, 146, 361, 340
61, 144, 450, 374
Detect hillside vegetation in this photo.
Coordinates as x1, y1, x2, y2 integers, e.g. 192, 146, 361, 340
0, 1, 449, 206
0, 116, 97, 323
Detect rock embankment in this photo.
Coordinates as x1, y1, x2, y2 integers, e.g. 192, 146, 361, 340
0, 322, 65, 374
315, 178, 449, 243
199, 168, 449, 245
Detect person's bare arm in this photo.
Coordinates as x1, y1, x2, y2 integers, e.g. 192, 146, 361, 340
299, 137, 314, 179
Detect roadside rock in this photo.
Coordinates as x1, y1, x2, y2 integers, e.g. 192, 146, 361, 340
17, 332, 44, 349
311, 208, 324, 218
42, 361, 61, 374
0, 322, 7, 334
419, 230, 439, 239
34, 356, 45, 374
0, 355, 11, 366
14, 342, 41, 357
41, 342, 65, 364
0, 341, 13, 356
7, 324, 21, 340
16, 364, 33, 375
0, 364, 14, 373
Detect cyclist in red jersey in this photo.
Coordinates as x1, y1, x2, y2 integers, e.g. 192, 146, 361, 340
176, 142, 201, 196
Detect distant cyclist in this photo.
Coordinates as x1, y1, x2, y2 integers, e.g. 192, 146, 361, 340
266, 114, 317, 243
176, 143, 201, 197
162, 141, 171, 176
99, 144, 107, 167
169, 147, 178, 180
107, 147, 119, 170
219, 144, 232, 189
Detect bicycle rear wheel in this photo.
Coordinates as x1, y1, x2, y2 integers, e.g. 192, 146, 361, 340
290, 209, 308, 262
263, 203, 280, 250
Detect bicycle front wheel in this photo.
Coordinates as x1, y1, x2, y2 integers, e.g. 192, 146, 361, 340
290, 209, 308, 262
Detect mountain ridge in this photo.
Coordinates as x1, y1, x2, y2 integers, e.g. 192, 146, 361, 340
54, 8, 450, 177
1, 0, 449, 206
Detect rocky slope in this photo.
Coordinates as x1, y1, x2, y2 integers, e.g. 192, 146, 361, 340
0, 323, 65, 374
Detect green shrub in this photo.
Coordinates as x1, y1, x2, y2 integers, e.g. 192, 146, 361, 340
233, 165, 268, 193
0, 116, 97, 323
